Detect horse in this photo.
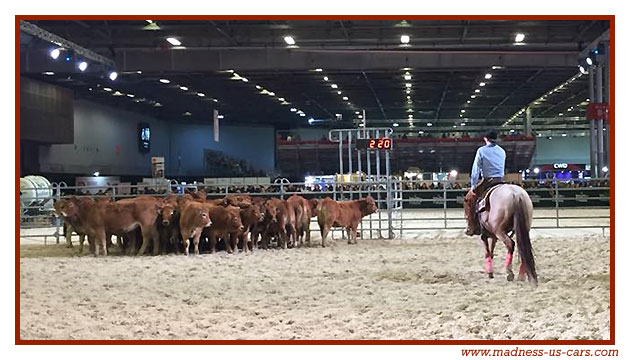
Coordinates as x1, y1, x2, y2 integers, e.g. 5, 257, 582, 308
464, 184, 538, 285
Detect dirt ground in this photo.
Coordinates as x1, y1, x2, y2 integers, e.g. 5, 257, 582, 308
19, 228, 610, 340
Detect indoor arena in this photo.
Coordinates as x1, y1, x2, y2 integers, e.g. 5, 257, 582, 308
18, 19, 612, 341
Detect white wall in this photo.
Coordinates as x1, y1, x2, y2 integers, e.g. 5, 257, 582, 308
532, 136, 590, 165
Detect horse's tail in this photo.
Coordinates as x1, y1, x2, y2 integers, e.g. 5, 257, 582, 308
514, 195, 538, 285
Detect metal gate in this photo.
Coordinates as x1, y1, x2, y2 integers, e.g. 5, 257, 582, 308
328, 128, 402, 240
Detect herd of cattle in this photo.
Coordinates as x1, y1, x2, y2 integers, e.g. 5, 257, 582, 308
53, 191, 379, 256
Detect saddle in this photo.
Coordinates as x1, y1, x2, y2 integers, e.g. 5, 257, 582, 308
476, 184, 503, 213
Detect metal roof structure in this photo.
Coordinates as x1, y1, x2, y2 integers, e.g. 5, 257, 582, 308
20, 19, 610, 136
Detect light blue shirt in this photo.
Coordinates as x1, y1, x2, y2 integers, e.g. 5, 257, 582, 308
470, 142, 506, 188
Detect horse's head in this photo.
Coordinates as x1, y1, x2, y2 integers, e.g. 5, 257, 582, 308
463, 189, 476, 236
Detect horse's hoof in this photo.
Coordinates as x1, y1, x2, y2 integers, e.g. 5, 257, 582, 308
507, 273, 515, 281
488, 273, 494, 279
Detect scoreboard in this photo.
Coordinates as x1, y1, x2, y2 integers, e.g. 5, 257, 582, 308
355, 137, 393, 150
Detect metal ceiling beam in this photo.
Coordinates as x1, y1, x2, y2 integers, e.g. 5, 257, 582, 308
362, 72, 388, 120
19, 47, 579, 73
20, 20, 115, 68
485, 69, 544, 119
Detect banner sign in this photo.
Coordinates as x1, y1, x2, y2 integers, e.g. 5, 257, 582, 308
586, 103, 610, 122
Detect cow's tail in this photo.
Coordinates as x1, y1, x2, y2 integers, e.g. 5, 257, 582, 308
513, 195, 537, 285
316, 201, 327, 228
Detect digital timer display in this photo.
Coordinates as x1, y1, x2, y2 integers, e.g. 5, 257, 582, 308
355, 138, 393, 150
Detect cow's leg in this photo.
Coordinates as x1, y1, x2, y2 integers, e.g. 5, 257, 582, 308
346, 227, 354, 244
209, 233, 218, 254
151, 228, 161, 256
305, 221, 311, 246
320, 225, 331, 248
88, 235, 96, 255
240, 232, 249, 253
224, 233, 233, 254
94, 230, 107, 257
280, 228, 288, 250
64, 223, 73, 248
181, 229, 190, 256
137, 226, 153, 256
192, 231, 201, 256
126, 231, 138, 256
78, 234, 86, 254
106, 235, 114, 250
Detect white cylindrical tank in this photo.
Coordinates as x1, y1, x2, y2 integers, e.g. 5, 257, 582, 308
20, 175, 53, 209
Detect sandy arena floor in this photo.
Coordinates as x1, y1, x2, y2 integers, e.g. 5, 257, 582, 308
19, 227, 610, 340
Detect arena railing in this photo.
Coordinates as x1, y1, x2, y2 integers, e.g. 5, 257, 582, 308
18, 178, 611, 245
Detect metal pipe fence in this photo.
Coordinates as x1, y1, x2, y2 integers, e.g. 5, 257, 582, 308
19, 178, 611, 245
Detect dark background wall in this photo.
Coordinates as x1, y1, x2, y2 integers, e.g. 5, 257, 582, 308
26, 98, 276, 179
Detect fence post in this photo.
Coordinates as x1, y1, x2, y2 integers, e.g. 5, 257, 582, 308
280, 183, 285, 200
555, 179, 560, 228
54, 183, 60, 245
443, 184, 448, 229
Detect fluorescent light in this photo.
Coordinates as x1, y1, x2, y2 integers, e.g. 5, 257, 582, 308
179, 86, 188, 91
579, 65, 587, 74
337, 91, 342, 95
342, 96, 348, 101
50, 48, 61, 60
218, 115, 224, 119
127, 93, 135, 98
492, 66, 502, 70
308, 118, 315, 124
533, 167, 540, 174
586, 57, 593, 66
405, 83, 412, 88
44, 71, 54, 76
284, 36, 296, 45
602, 166, 609, 173
159, 79, 170, 84
241, 77, 249, 82
78, 61, 88, 72
212, 99, 218, 103
467, 100, 471, 104
268, 92, 275, 96
406, 90, 411, 94
166, 37, 182, 46
404, 74, 412, 80
461, 109, 466, 113
450, 169, 458, 177
108, 71, 118, 81
393, 123, 399, 127
197, 92, 205, 97
427, 123, 433, 127
278, 98, 285, 101
474, 89, 480, 93
331, 84, 338, 89
314, 68, 323, 72
93, 171, 100, 177
355, 111, 360, 115
358, 115, 363, 119
400, 35, 410, 44
485, 73, 492, 79
290, 108, 297, 112
461, 122, 466, 126
408, 115, 413, 119
255, 85, 262, 90
479, 82, 486, 87
103, 87, 112, 92
323, 76, 329, 81
515, 33, 525, 43
145, 20, 153, 24
299, 113, 306, 117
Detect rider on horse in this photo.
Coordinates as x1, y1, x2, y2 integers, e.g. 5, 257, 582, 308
466, 130, 506, 236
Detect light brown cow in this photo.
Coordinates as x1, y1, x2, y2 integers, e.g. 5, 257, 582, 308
261, 198, 297, 249
179, 201, 213, 256
54, 197, 91, 253
316, 196, 378, 247
202, 205, 245, 254
287, 195, 313, 247
236, 203, 265, 252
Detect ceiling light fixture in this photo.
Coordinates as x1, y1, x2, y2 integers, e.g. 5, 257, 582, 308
166, 37, 181, 46
515, 33, 525, 43
159, 79, 170, 84
400, 35, 410, 44
284, 36, 296, 45
485, 73, 492, 79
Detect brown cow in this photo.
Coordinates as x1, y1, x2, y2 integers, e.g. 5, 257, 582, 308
201, 205, 245, 254
261, 198, 296, 249
316, 196, 378, 247
236, 203, 265, 252
179, 201, 213, 256
54, 197, 91, 253
287, 195, 313, 247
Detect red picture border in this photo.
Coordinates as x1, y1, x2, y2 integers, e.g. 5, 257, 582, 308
15, 14, 615, 345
